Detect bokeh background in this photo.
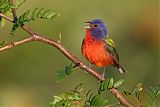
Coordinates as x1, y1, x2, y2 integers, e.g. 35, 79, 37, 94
0, 0, 159, 107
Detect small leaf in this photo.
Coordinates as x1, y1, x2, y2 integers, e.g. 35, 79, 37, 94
14, 0, 26, 9
90, 95, 99, 105
114, 79, 124, 88
103, 79, 110, 90
0, 18, 5, 28
36, 8, 44, 18
0, 41, 5, 47
56, 69, 66, 83
156, 90, 160, 97
19, 15, 24, 23
53, 96, 63, 105
31, 8, 38, 20
50, 13, 60, 21
74, 83, 84, 92
90, 94, 106, 107
107, 78, 114, 89
99, 80, 105, 92
99, 79, 109, 93
122, 91, 131, 96
88, 92, 93, 101
65, 63, 74, 75
132, 83, 143, 100
86, 89, 92, 97
41, 9, 50, 18
47, 12, 56, 19
23, 10, 30, 21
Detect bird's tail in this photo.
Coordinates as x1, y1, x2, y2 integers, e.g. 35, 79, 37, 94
115, 64, 127, 74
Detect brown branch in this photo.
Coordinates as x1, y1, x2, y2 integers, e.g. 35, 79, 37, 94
0, 13, 135, 107
110, 88, 134, 107
0, 13, 13, 22
9, 0, 17, 22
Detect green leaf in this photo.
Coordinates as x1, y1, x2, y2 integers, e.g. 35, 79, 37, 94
90, 95, 99, 105
48, 96, 62, 107
11, 8, 60, 34
0, 18, 5, 28
23, 10, 30, 21
0, 41, 5, 47
132, 83, 143, 100
14, 0, 26, 9
122, 90, 131, 96
56, 69, 66, 83
98, 78, 115, 94
19, 15, 24, 23
36, 8, 44, 18
0, 0, 12, 13
74, 83, 84, 93
86, 89, 92, 97
107, 78, 114, 89
156, 90, 160, 97
90, 94, 106, 107
103, 79, 110, 90
31, 8, 38, 20
113, 79, 124, 88
65, 63, 74, 75
56, 63, 75, 83
47, 12, 57, 19
50, 13, 61, 21
41, 9, 50, 17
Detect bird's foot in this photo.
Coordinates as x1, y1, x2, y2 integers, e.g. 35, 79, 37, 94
73, 62, 80, 68
101, 67, 106, 80
101, 71, 105, 80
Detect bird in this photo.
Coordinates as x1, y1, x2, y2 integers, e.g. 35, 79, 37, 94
81, 19, 127, 76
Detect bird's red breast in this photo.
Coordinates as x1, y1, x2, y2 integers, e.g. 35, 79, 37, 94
81, 29, 113, 67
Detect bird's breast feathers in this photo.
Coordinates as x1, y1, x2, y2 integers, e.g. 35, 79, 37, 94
81, 30, 113, 67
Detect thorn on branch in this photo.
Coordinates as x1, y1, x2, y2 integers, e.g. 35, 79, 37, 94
58, 33, 62, 43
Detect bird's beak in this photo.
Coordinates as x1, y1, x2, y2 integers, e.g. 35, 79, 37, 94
84, 22, 90, 29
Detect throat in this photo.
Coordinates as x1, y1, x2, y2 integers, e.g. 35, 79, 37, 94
85, 29, 97, 41
85, 29, 104, 40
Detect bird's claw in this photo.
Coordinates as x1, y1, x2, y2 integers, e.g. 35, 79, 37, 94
101, 72, 105, 80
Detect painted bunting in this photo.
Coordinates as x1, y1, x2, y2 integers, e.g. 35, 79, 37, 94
81, 19, 127, 74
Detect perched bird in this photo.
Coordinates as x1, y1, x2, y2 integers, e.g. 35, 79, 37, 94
81, 19, 127, 74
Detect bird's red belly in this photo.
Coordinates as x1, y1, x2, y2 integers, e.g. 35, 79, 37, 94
82, 39, 113, 67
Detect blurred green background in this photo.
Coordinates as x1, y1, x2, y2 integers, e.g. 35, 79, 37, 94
0, 0, 159, 107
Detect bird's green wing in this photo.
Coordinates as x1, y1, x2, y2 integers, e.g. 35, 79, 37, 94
103, 36, 119, 62
103, 35, 127, 73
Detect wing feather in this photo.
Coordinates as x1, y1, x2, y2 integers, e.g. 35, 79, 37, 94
103, 36, 127, 73
103, 36, 119, 63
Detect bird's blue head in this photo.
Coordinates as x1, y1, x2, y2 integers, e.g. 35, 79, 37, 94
85, 19, 108, 40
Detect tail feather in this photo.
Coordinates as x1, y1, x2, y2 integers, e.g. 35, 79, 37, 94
115, 64, 127, 74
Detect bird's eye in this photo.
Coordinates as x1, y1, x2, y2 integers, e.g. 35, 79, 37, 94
94, 24, 98, 27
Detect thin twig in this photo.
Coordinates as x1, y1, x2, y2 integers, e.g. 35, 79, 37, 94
0, 13, 135, 107
0, 13, 13, 22
9, 0, 17, 22
110, 88, 134, 107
